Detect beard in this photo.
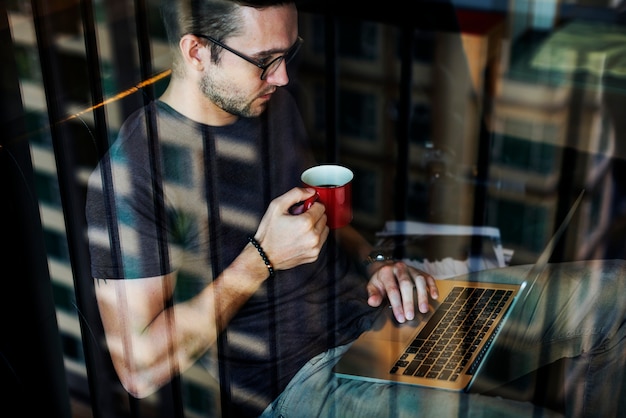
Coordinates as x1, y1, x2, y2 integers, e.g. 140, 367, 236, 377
199, 69, 267, 118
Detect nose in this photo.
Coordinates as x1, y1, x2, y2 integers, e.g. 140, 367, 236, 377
265, 60, 289, 87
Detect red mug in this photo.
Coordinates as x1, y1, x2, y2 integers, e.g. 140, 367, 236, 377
300, 165, 353, 229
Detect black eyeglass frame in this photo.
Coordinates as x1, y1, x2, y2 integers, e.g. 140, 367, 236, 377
194, 34, 303, 80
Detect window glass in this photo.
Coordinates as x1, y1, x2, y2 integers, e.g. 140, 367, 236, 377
4, 0, 626, 416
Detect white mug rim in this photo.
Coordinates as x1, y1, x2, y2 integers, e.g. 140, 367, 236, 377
301, 164, 353, 187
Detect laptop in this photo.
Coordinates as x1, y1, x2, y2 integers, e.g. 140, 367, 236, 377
334, 191, 584, 392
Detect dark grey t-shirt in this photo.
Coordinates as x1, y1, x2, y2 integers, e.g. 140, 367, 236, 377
86, 89, 377, 417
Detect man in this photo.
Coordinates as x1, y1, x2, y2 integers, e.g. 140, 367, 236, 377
86, 1, 626, 417
87, 0, 437, 415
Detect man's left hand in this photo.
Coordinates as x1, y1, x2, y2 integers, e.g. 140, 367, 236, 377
366, 261, 439, 323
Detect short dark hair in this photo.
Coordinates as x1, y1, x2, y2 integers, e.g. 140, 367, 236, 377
161, 0, 295, 75
161, 0, 297, 41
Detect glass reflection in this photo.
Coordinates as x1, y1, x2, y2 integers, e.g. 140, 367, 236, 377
2, 0, 626, 417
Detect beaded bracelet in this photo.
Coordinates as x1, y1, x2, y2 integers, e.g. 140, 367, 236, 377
247, 236, 275, 278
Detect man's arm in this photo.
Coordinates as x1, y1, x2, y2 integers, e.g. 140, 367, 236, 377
95, 187, 327, 398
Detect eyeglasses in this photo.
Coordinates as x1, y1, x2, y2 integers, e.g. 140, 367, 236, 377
195, 34, 303, 80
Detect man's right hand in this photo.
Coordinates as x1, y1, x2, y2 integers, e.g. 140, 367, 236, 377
253, 187, 329, 271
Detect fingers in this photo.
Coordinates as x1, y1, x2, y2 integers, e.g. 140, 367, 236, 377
413, 268, 439, 311
391, 263, 416, 322
367, 262, 439, 323
288, 191, 319, 215
279, 187, 318, 213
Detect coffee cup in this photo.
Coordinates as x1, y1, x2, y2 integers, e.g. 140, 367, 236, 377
300, 164, 353, 229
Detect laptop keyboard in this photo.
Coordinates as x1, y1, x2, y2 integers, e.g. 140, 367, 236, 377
390, 286, 512, 382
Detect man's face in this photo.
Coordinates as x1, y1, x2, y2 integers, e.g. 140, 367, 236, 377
199, 4, 299, 118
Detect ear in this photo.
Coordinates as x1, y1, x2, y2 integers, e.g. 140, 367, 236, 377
179, 34, 207, 73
